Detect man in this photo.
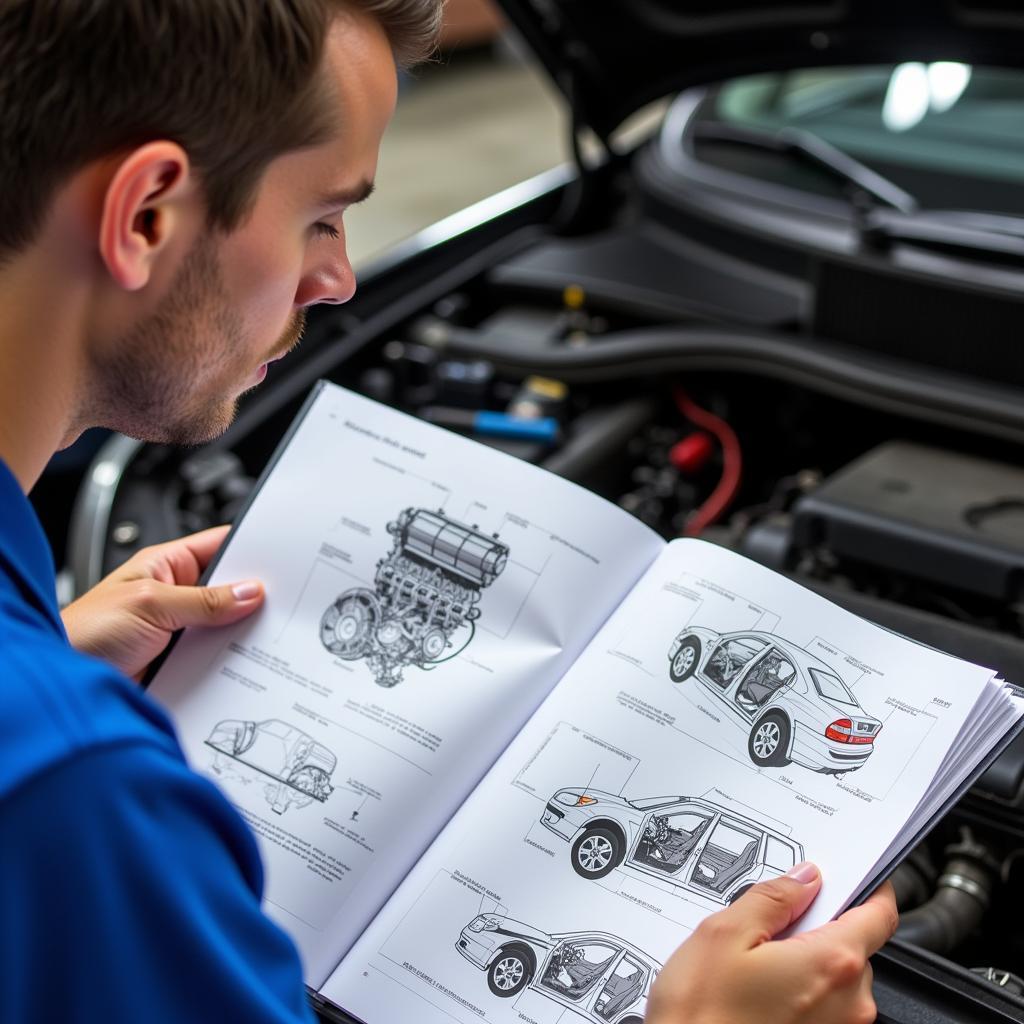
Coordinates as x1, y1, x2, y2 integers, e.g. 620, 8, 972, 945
0, 2, 896, 1021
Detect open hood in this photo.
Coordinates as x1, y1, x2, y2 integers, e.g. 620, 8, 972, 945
494, 1, 1024, 140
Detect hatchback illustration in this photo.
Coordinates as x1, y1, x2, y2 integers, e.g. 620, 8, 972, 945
457, 914, 659, 1024
542, 790, 803, 906
667, 627, 881, 774
206, 718, 336, 814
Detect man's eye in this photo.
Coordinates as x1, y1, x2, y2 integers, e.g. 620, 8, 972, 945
313, 222, 341, 239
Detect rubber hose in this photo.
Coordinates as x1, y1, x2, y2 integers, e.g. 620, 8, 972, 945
439, 323, 1024, 444
895, 856, 991, 955
541, 398, 658, 483
890, 861, 933, 911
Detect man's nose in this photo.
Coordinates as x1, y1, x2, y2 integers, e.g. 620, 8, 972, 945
294, 258, 356, 307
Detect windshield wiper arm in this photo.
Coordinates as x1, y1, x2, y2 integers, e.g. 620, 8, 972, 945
692, 121, 1024, 268
690, 121, 919, 215
861, 209, 1024, 268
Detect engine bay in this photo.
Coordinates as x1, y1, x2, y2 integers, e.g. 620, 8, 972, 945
65, 116, 1024, 1016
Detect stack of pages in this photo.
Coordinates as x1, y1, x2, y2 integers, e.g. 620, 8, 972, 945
149, 382, 1024, 1024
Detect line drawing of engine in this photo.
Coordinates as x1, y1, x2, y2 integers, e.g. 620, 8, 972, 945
320, 507, 509, 687
206, 718, 337, 815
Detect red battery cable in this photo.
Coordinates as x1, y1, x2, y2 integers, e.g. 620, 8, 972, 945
673, 387, 743, 537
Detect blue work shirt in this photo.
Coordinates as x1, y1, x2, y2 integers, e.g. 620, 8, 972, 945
0, 459, 314, 1022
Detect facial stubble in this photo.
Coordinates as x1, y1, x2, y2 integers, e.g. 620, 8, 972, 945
90, 237, 304, 446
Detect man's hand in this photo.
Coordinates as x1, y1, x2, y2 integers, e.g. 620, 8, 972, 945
61, 526, 264, 680
647, 863, 898, 1024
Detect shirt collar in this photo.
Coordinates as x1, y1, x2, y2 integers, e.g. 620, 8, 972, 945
0, 458, 65, 636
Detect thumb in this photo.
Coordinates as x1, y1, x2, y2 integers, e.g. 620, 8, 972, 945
138, 578, 265, 631
718, 861, 822, 948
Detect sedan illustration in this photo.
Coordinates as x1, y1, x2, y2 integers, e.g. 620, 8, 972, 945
667, 627, 881, 774
542, 790, 803, 906
457, 915, 659, 1024
206, 718, 336, 813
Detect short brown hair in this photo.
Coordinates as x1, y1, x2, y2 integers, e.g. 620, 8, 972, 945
0, 0, 442, 260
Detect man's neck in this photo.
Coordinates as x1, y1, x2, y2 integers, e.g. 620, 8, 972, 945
0, 244, 88, 493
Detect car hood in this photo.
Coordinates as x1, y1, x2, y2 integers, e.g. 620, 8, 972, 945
493, 1, 1024, 140
558, 788, 637, 812
490, 917, 554, 946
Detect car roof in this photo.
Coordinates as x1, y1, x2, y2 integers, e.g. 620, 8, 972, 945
550, 930, 662, 969
655, 797, 795, 843
256, 719, 301, 736
722, 631, 838, 674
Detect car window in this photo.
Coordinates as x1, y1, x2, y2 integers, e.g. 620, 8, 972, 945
540, 941, 620, 1002
259, 720, 290, 738
809, 668, 857, 706
705, 637, 768, 688
594, 953, 648, 1020
665, 811, 712, 834
764, 835, 797, 872
692, 65, 1024, 216
772, 655, 795, 683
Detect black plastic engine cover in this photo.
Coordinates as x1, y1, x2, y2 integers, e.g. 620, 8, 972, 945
792, 441, 1024, 603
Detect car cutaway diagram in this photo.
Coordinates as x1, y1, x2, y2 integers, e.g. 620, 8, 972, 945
206, 718, 336, 815
667, 627, 882, 774
542, 789, 803, 906
320, 507, 509, 687
457, 914, 659, 1023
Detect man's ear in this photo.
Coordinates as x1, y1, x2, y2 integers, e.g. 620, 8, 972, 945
98, 141, 194, 292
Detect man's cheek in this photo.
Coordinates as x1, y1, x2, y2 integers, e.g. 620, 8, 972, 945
239, 273, 300, 350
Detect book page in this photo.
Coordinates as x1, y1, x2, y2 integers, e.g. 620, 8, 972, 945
321, 539, 1015, 1023
147, 383, 663, 986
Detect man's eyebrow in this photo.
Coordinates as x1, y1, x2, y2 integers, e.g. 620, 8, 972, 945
316, 180, 375, 209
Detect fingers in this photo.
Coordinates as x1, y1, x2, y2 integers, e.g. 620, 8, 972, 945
649, 867, 882, 1024
132, 577, 264, 632
707, 861, 822, 947
134, 525, 232, 587
163, 525, 233, 582
174, 524, 232, 564
811, 882, 899, 959
858, 960, 876, 1014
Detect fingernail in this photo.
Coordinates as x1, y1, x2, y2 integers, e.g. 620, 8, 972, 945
785, 861, 819, 884
231, 580, 262, 601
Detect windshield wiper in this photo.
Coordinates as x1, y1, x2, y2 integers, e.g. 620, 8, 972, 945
861, 209, 1024, 268
690, 121, 918, 214
692, 121, 1024, 268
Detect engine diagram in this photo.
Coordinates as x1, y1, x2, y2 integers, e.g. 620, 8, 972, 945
319, 507, 509, 687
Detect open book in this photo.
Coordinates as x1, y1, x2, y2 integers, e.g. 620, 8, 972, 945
148, 381, 1024, 1024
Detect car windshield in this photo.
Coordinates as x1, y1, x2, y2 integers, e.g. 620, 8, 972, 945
693, 65, 1024, 217
809, 668, 857, 707
260, 720, 291, 738
630, 796, 685, 810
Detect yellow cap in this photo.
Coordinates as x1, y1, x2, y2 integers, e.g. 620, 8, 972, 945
525, 376, 568, 400
563, 284, 586, 310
